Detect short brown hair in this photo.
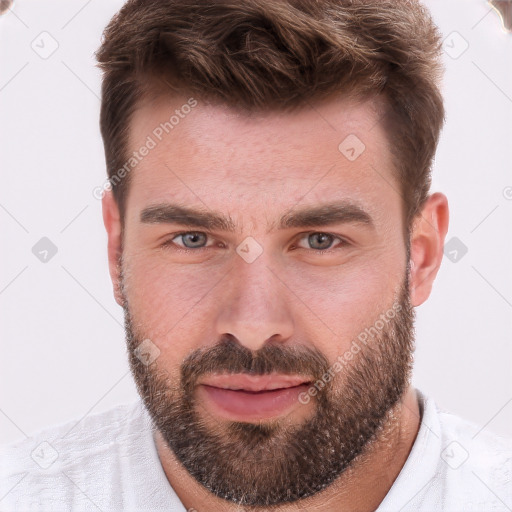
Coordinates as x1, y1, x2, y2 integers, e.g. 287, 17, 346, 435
95, 0, 445, 226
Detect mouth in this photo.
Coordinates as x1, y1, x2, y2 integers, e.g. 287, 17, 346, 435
198, 373, 311, 392
196, 373, 313, 421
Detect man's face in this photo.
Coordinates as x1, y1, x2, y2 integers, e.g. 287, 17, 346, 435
117, 93, 414, 505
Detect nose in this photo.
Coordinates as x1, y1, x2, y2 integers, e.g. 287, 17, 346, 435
215, 256, 294, 352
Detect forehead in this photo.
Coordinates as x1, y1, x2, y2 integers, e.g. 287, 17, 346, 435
125, 93, 400, 226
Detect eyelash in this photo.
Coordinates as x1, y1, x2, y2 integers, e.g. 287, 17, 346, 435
161, 231, 349, 254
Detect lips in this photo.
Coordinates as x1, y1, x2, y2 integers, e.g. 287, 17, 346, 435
196, 373, 313, 421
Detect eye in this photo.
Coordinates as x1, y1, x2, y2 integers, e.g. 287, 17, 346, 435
295, 232, 347, 252
165, 231, 213, 250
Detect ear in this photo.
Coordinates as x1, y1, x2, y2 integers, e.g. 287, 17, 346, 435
409, 192, 449, 307
102, 190, 124, 307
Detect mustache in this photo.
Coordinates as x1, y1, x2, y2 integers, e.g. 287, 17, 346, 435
179, 335, 330, 394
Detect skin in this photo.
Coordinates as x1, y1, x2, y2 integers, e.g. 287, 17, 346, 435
102, 92, 449, 511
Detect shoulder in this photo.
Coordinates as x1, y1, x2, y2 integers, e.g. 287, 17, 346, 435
435, 401, 512, 491
1, 400, 146, 471
0, 400, 149, 510
420, 392, 512, 510
379, 391, 512, 512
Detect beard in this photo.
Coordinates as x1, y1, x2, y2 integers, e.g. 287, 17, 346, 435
121, 269, 415, 507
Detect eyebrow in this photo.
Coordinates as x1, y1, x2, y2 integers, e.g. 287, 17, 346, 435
139, 201, 374, 232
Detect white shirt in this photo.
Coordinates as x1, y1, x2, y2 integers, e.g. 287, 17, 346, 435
1, 390, 511, 511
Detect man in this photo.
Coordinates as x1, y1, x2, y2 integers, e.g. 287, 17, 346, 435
1, 0, 511, 510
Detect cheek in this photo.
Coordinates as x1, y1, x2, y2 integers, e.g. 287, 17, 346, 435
281, 251, 404, 363
122, 251, 229, 349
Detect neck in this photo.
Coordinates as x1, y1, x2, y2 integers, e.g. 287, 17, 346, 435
154, 385, 421, 512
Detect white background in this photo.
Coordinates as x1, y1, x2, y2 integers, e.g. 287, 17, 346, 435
1, 0, 511, 445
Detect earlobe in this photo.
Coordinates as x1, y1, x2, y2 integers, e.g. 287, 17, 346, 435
102, 190, 124, 307
409, 192, 449, 307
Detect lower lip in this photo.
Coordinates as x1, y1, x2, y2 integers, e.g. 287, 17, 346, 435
197, 383, 311, 422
